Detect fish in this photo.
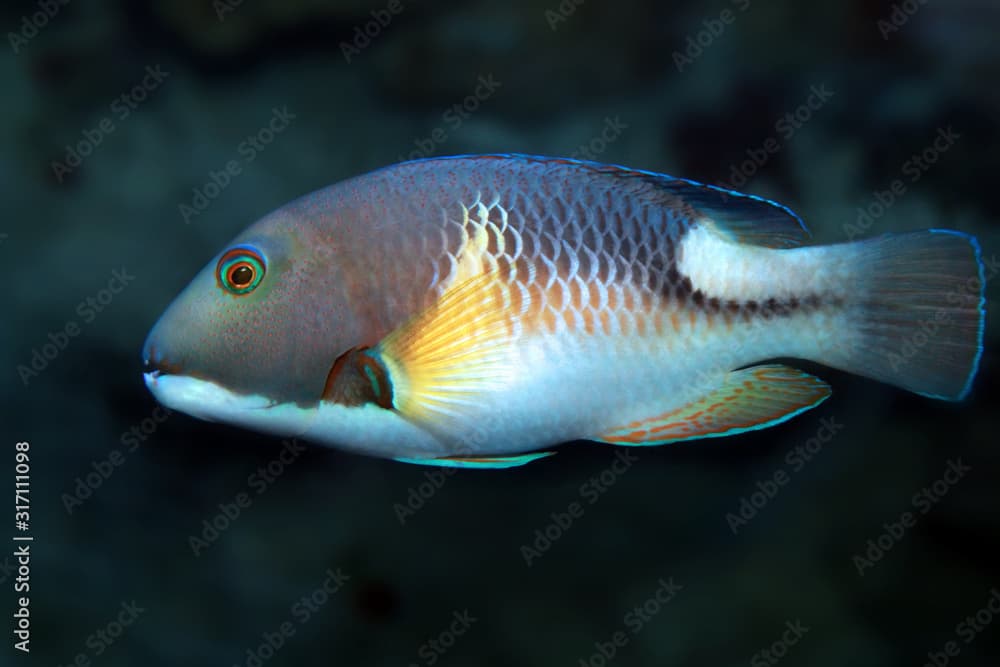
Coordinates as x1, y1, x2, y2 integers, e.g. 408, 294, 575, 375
142, 154, 986, 468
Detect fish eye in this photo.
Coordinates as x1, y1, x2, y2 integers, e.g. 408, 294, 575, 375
217, 245, 266, 295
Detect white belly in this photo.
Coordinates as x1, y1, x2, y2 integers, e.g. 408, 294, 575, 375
431, 327, 744, 455
145, 305, 836, 461
449, 304, 841, 456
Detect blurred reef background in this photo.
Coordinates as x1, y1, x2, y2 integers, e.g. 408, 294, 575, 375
2, 0, 999, 665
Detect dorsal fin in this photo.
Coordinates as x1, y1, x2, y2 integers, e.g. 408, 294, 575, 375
408, 154, 811, 249
601, 167, 811, 249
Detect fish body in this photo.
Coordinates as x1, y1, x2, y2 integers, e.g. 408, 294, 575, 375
143, 155, 985, 467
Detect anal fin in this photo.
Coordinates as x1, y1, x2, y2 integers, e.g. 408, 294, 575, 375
394, 451, 555, 469
596, 364, 831, 445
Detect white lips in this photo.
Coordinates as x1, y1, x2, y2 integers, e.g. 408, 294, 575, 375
142, 372, 309, 435
141, 372, 448, 459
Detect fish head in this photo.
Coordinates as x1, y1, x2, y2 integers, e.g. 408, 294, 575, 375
142, 210, 366, 436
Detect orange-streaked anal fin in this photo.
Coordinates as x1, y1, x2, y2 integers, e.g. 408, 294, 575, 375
596, 364, 832, 445
374, 270, 515, 426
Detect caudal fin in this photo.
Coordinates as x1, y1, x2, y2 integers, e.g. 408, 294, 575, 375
827, 229, 985, 401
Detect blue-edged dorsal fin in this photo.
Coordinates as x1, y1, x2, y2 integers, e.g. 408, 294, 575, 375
396, 153, 811, 248
607, 168, 811, 249
654, 179, 809, 248
595, 364, 831, 446
394, 451, 556, 469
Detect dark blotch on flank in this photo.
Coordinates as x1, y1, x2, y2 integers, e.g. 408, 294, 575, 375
648, 256, 829, 321
660, 263, 694, 305
680, 276, 693, 296
751, 293, 828, 319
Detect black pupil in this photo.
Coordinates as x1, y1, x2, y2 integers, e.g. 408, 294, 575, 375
231, 264, 254, 287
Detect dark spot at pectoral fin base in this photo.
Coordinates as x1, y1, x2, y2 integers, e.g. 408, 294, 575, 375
393, 451, 556, 469
595, 365, 831, 445
322, 346, 395, 409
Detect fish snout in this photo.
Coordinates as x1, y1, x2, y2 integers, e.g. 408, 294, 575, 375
141, 317, 188, 383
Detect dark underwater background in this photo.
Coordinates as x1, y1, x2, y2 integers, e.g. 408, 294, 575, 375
3, 0, 1000, 665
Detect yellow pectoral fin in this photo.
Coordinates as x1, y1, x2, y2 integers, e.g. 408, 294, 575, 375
375, 271, 516, 425
597, 364, 832, 445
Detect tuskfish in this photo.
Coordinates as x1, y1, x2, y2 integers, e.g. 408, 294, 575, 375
142, 154, 986, 468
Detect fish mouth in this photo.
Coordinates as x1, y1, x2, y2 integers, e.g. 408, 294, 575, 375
143, 369, 165, 392
141, 368, 316, 438
142, 357, 177, 404
142, 351, 193, 402
142, 346, 185, 380
141, 352, 282, 416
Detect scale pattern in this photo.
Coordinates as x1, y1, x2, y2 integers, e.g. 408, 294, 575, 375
423, 181, 701, 344
385, 156, 812, 350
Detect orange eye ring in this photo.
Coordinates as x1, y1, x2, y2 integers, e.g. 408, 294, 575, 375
217, 246, 266, 295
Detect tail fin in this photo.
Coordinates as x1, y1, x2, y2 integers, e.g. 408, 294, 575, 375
826, 229, 985, 401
